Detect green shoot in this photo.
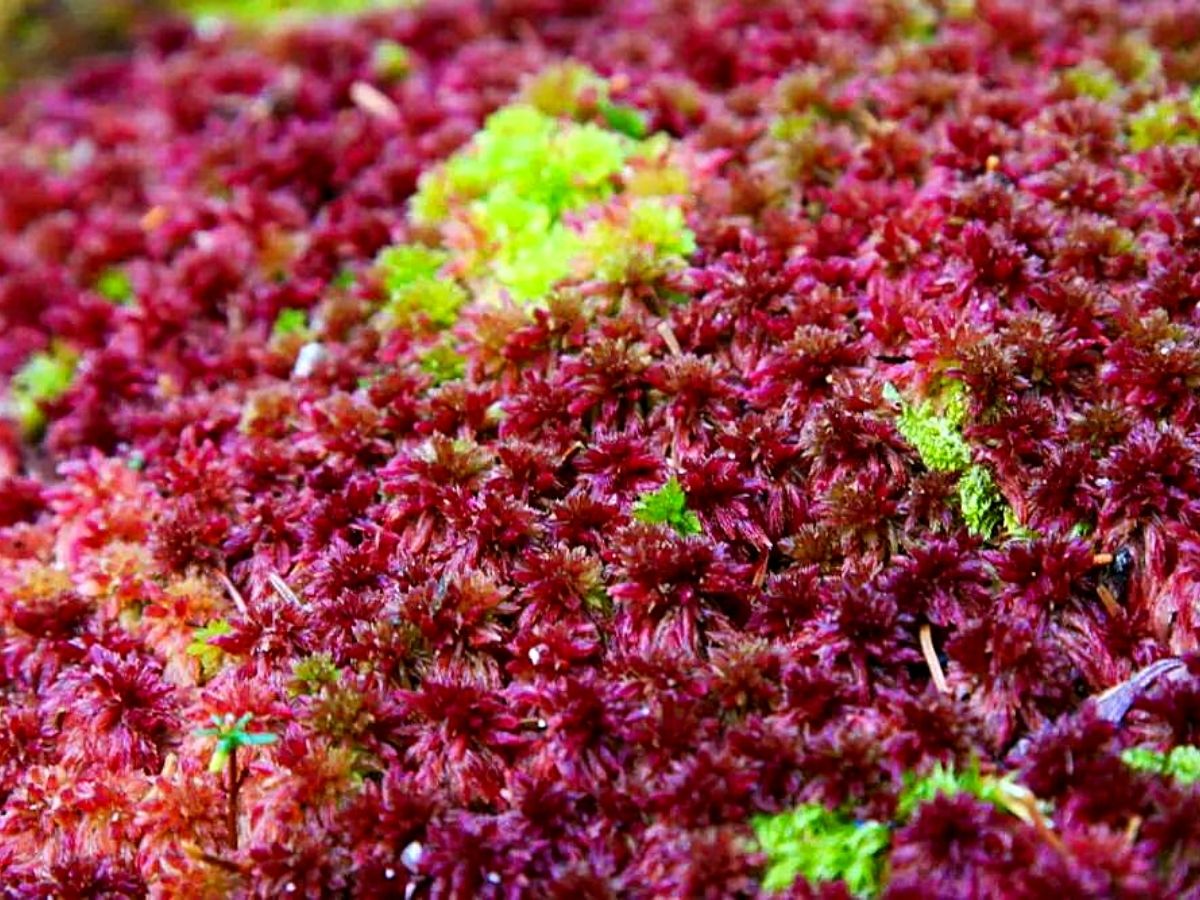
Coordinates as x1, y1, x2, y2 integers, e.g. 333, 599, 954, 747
752, 804, 890, 896
897, 760, 1054, 835
899, 760, 1021, 819
197, 712, 278, 775
598, 100, 648, 139
632, 476, 702, 536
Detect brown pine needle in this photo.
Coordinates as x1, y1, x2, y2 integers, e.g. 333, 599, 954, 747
920, 623, 949, 694
1096, 584, 1121, 617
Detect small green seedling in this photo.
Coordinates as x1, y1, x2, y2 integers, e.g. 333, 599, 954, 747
197, 713, 278, 849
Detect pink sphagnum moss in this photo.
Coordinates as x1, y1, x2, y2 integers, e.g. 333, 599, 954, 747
3, 0, 1200, 895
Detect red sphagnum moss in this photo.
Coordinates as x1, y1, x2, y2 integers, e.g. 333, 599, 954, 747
3, 0, 1200, 895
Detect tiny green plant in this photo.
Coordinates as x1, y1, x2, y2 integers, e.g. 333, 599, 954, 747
374, 243, 466, 331
289, 653, 341, 697
897, 760, 1058, 846
1122, 745, 1200, 785
752, 803, 890, 896
597, 100, 648, 139
197, 713, 278, 849
632, 476, 702, 536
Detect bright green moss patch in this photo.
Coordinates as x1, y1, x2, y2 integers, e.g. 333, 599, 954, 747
95, 267, 134, 305
290, 653, 342, 696
186, 620, 232, 681
958, 464, 1006, 540
752, 804, 890, 896
374, 244, 466, 331
1063, 62, 1121, 101
272, 308, 310, 338
10, 343, 78, 436
898, 761, 1025, 820
1128, 93, 1200, 150
371, 40, 411, 82
884, 382, 1019, 540
582, 197, 696, 284
598, 101, 648, 139
632, 476, 702, 536
418, 342, 467, 384
182, 0, 414, 24
1122, 746, 1200, 785
887, 381, 972, 473
407, 94, 693, 308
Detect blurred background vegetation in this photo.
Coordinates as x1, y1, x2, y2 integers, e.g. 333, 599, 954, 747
0, 0, 411, 88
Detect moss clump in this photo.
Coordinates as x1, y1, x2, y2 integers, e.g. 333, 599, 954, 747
95, 267, 134, 306
182, 0, 413, 24
10, 343, 78, 436
1122, 745, 1200, 785
407, 97, 692, 307
1128, 93, 1200, 151
884, 382, 1016, 540
632, 476, 702, 536
753, 804, 890, 896
374, 244, 467, 331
